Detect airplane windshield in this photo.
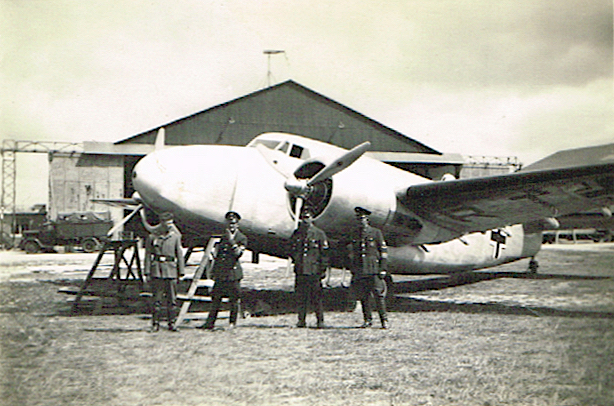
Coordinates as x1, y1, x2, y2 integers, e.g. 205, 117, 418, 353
250, 139, 282, 150
248, 137, 310, 159
278, 142, 289, 153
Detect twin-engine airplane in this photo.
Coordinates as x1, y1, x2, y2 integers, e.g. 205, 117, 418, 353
107, 130, 614, 276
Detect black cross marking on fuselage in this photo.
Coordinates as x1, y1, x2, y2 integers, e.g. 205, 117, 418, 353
490, 229, 507, 259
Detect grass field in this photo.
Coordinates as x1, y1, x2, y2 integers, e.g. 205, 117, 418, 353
1, 245, 613, 405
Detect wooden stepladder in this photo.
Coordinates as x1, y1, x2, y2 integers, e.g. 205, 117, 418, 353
175, 236, 221, 325
68, 239, 142, 313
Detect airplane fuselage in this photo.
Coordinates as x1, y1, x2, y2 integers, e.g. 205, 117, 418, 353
132, 133, 541, 274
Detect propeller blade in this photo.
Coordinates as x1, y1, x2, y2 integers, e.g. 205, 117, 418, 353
306, 141, 370, 186
286, 196, 304, 277
106, 204, 143, 237
293, 196, 304, 230
91, 198, 140, 208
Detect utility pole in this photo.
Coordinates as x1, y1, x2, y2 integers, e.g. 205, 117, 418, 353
263, 50, 285, 87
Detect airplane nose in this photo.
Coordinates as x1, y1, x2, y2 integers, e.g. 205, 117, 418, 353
132, 152, 164, 203
131, 146, 245, 219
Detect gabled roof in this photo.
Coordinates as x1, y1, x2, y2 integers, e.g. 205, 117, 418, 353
116, 80, 439, 154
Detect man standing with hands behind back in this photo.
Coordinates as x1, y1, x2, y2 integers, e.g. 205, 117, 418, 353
348, 206, 389, 329
200, 211, 247, 331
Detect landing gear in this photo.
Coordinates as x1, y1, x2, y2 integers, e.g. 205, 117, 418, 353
528, 257, 539, 274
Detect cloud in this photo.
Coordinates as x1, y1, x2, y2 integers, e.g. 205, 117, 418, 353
1, 0, 611, 206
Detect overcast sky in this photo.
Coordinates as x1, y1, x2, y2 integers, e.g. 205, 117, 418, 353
1, 0, 612, 209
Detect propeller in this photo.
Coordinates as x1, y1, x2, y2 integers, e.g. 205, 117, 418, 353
98, 192, 146, 237
106, 203, 143, 237
306, 141, 370, 186
284, 141, 371, 225
279, 141, 371, 275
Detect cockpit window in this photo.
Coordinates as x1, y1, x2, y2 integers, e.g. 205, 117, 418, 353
250, 139, 282, 149
290, 144, 304, 158
277, 141, 289, 153
247, 137, 310, 159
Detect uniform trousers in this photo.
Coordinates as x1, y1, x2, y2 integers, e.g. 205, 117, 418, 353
295, 274, 324, 324
150, 277, 178, 325
205, 280, 241, 327
352, 275, 387, 323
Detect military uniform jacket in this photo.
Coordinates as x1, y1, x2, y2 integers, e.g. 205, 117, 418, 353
290, 224, 329, 276
211, 230, 248, 281
347, 225, 388, 277
145, 230, 185, 279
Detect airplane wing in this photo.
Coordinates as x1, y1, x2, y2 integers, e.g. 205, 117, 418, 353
401, 158, 614, 241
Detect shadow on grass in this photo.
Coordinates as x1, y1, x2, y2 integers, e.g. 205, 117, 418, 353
53, 270, 614, 320
393, 271, 609, 295
82, 327, 146, 333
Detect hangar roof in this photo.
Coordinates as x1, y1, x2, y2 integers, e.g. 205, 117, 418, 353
116, 80, 439, 154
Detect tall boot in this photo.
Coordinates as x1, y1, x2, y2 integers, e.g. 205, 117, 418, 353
316, 312, 325, 329
149, 307, 160, 333
377, 297, 388, 329
167, 305, 178, 331
297, 310, 306, 328
360, 299, 372, 328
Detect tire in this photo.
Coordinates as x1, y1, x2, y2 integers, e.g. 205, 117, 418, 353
23, 240, 41, 254
82, 238, 100, 253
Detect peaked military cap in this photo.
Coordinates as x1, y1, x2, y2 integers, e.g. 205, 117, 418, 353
225, 211, 241, 221
354, 206, 372, 216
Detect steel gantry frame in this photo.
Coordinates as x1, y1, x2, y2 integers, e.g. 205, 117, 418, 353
1, 140, 83, 248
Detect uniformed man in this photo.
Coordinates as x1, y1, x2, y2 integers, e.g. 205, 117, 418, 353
348, 206, 389, 329
142, 211, 185, 332
289, 207, 329, 328
200, 211, 248, 330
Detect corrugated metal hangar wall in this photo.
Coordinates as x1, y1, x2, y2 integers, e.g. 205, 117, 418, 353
117, 80, 439, 154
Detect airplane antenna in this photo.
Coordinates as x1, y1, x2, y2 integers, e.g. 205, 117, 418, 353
264, 50, 285, 87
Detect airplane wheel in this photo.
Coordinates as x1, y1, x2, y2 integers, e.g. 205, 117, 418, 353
82, 238, 100, 253
23, 240, 41, 254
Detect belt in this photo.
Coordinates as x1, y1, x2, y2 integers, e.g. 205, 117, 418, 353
153, 254, 175, 262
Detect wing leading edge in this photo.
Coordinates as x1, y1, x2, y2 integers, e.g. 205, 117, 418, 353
400, 160, 614, 243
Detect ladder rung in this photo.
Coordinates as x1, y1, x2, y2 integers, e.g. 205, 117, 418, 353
177, 294, 228, 303
177, 294, 211, 302
66, 296, 100, 302
196, 279, 215, 288
180, 312, 211, 319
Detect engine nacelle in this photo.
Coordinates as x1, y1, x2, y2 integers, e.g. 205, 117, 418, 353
309, 155, 426, 240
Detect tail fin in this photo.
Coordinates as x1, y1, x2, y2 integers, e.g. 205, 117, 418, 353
154, 127, 165, 151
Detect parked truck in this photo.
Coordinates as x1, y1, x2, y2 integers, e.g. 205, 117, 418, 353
19, 212, 113, 253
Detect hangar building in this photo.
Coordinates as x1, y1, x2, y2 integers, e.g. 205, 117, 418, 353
111, 80, 473, 201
